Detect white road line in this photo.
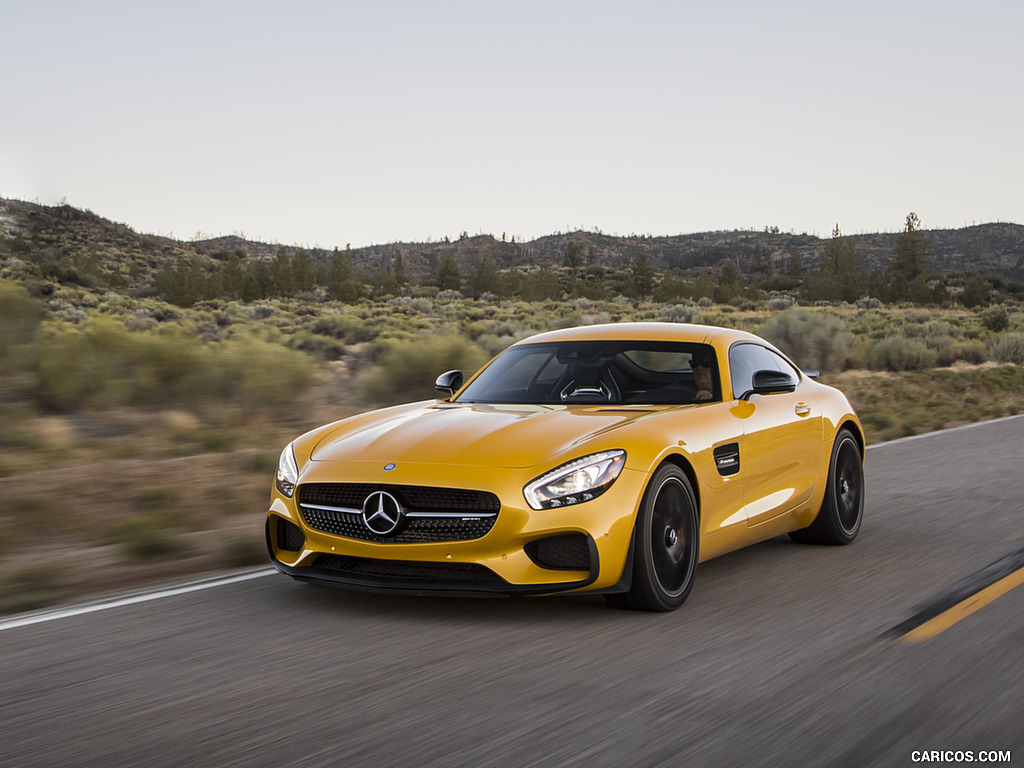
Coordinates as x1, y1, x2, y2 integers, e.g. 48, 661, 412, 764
2, 413, 1021, 632
0, 568, 274, 633
865, 413, 1024, 450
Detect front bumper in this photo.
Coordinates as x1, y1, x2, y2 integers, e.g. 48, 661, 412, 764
265, 462, 646, 597
267, 522, 601, 597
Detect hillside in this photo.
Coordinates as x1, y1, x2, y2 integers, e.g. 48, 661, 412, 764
2, 197, 1024, 287
195, 224, 1024, 284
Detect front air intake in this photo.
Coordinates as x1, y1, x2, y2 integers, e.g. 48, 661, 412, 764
276, 517, 305, 552
525, 533, 592, 571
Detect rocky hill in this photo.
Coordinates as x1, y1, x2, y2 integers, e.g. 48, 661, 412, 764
3, 197, 1023, 285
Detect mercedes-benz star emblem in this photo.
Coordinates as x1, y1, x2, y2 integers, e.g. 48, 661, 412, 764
362, 491, 403, 536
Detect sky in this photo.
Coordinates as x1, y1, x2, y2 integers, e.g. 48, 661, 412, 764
2, 0, 1021, 249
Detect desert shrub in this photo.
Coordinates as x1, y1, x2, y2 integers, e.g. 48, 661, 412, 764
921, 334, 954, 365
766, 295, 796, 312
287, 331, 348, 360
987, 333, 1024, 364
358, 334, 488, 406
7, 496, 60, 538
207, 336, 316, 409
35, 318, 204, 410
108, 516, 192, 563
309, 314, 374, 343
921, 335, 985, 366
923, 320, 963, 339
221, 535, 266, 567
700, 312, 735, 329
473, 333, 517, 359
183, 428, 238, 453
872, 336, 938, 371
841, 335, 872, 369
209, 487, 251, 516
904, 319, 958, 340
850, 309, 898, 340
245, 450, 279, 474
0, 279, 43, 359
34, 318, 315, 412
487, 319, 528, 338
131, 329, 213, 405
758, 309, 851, 371
979, 305, 1010, 333
245, 305, 277, 320
919, 324, 986, 366
0, 564, 67, 614
388, 296, 434, 315
663, 304, 701, 323
949, 340, 987, 365
978, 365, 1024, 393
136, 487, 180, 513
461, 320, 489, 340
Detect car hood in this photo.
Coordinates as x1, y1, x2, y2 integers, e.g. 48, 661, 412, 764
309, 401, 666, 469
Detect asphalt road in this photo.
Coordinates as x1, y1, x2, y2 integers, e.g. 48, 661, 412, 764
3, 417, 1023, 768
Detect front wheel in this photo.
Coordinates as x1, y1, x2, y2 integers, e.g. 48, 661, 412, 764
607, 464, 699, 611
790, 428, 864, 545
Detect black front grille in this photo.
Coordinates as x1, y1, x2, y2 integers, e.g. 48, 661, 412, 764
299, 483, 500, 544
525, 533, 592, 571
313, 554, 508, 589
301, 484, 500, 512
302, 506, 495, 543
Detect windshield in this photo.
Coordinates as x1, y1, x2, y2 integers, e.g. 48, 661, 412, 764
457, 340, 721, 405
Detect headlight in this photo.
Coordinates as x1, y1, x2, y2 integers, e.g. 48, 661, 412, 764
524, 450, 626, 510
276, 443, 299, 498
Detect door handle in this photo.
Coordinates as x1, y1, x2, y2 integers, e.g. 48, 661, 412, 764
795, 402, 811, 417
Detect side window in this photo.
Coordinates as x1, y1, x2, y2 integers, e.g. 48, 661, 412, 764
766, 348, 801, 379
729, 343, 779, 399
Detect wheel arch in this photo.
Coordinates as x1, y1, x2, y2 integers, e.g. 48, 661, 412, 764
657, 452, 702, 523
836, 418, 865, 459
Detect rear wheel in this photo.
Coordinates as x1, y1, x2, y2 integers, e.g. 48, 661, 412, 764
606, 464, 699, 611
789, 428, 863, 545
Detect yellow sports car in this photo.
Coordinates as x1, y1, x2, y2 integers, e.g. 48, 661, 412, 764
266, 322, 864, 611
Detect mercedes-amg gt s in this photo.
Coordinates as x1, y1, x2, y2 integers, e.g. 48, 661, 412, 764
267, 323, 864, 611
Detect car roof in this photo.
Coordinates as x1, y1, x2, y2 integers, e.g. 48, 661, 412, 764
513, 322, 761, 349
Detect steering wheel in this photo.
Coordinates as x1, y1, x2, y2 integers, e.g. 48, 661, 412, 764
560, 381, 613, 402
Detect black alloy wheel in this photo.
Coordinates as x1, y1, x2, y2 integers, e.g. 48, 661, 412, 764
789, 428, 864, 545
833, 435, 863, 536
608, 463, 699, 611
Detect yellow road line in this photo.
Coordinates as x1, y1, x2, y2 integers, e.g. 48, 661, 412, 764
898, 566, 1024, 644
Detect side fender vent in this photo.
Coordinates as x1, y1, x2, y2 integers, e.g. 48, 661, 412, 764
713, 443, 740, 477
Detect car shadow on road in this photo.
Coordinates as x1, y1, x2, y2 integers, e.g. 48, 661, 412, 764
268, 534, 819, 626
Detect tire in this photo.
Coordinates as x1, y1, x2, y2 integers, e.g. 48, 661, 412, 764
607, 464, 699, 611
789, 428, 864, 545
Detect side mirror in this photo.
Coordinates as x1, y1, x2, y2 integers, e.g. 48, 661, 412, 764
741, 369, 798, 400
435, 370, 464, 397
